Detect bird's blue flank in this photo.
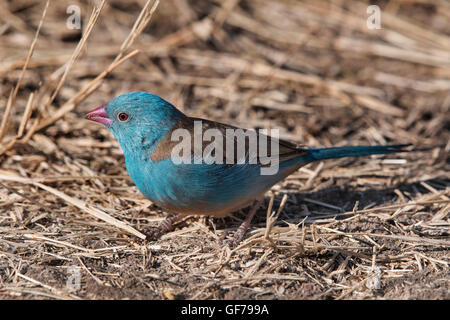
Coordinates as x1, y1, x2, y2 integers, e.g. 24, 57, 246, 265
128, 155, 275, 213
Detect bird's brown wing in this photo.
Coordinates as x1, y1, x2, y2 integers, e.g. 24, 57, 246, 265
151, 116, 308, 164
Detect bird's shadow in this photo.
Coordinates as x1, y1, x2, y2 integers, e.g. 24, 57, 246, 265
214, 177, 449, 230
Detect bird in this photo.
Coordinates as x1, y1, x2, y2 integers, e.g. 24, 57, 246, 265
86, 91, 411, 246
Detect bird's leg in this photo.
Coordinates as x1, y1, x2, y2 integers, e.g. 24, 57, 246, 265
145, 213, 185, 241
230, 200, 262, 247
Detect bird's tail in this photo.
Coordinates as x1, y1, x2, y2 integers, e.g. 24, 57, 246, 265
298, 144, 411, 163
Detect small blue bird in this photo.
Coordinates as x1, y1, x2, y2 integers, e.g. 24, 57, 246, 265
86, 92, 410, 246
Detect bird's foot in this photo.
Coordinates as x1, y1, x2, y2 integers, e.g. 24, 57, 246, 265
224, 200, 262, 248
225, 227, 248, 248
144, 227, 165, 241
144, 213, 185, 241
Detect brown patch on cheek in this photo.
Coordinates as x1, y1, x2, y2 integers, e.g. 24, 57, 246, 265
150, 137, 186, 161
150, 117, 194, 162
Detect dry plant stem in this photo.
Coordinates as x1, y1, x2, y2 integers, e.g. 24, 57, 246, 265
0, 0, 159, 155
15, 272, 80, 300
35, 182, 146, 239
0, 173, 146, 239
119, 0, 160, 57
0, 1, 49, 142
265, 194, 288, 243
47, 0, 106, 107
17, 92, 35, 138
35, 51, 140, 133
33, 0, 161, 130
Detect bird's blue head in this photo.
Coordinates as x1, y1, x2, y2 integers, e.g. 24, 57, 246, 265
86, 92, 184, 155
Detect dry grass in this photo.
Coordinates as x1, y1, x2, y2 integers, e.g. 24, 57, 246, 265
0, 0, 449, 300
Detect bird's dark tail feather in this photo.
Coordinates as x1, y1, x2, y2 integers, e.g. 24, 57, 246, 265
299, 144, 412, 163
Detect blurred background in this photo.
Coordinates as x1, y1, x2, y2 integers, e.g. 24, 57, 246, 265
1, 0, 449, 148
0, 0, 449, 300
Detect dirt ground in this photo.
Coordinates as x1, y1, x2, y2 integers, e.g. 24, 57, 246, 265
0, 0, 449, 300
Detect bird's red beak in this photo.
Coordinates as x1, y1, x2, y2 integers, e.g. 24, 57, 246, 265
85, 105, 111, 126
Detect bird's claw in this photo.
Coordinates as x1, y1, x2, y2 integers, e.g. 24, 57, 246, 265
223, 230, 246, 248
144, 214, 186, 241
144, 227, 164, 241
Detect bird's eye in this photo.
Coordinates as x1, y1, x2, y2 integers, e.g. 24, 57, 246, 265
118, 112, 129, 122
